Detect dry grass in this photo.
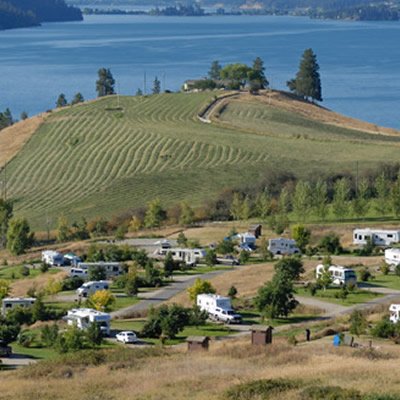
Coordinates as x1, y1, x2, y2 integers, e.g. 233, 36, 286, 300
2, 336, 400, 400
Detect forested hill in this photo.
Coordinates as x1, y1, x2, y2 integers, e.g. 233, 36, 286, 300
0, 0, 82, 30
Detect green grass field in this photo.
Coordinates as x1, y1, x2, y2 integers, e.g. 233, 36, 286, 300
3, 92, 400, 229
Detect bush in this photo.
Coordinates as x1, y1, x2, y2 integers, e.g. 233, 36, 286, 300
381, 263, 390, 275
371, 320, 396, 338
318, 233, 343, 255
307, 282, 319, 296
41, 324, 59, 348
40, 262, 49, 273
61, 277, 84, 291
359, 268, 372, 282
349, 310, 367, 336
301, 385, 362, 400
20, 265, 30, 277
395, 264, 400, 277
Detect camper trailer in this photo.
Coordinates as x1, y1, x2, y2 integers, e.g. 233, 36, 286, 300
389, 304, 400, 323
385, 248, 400, 269
77, 262, 122, 278
353, 229, 400, 246
76, 281, 109, 297
41, 250, 64, 266
154, 248, 206, 266
64, 308, 111, 335
1, 297, 36, 314
63, 253, 83, 266
197, 294, 242, 324
316, 264, 357, 286
268, 238, 300, 255
239, 233, 256, 248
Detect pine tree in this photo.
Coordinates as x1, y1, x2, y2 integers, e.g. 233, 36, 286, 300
56, 93, 67, 108
230, 193, 243, 221
352, 178, 370, 218
0, 197, 13, 249
389, 170, 400, 218
208, 60, 222, 80
96, 68, 115, 97
6, 218, 34, 255
375, 172, 389, 216
312, 179, 328, 220
153, 76, 161, 94
255, 189, 270, 220
292, 181, 312, 222
287, 48, 322, 102
71, 92, 84, 105
332, 178, 350, 219
251, 57, 268, 88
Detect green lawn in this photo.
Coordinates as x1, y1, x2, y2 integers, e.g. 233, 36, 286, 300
365, 273, 400, 291
0, 265, 62, 281
170, 265, 233, 276
296, 286, 383, 306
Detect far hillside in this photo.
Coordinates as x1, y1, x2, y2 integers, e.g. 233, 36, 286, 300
1, 91, 400, 229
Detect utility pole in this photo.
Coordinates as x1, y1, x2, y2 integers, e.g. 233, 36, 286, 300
162, 71, 166, 92
144, 71, 147, 95
117, 81, 120, 108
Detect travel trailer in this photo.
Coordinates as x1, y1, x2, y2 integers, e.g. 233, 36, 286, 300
385, 248, 400, 269
63, 253, 83, 266
41, 250, 64, 266
268, 238, 300, 255
76, 281, 110, 297
389, 304, 400, 323
1, 297, 36, 314
197, 294, 242, 324
353, 229, 400, 246
77, 262, 122, 278
154, 247, 206, 266
316, 264, 357, 286
64, 308, 111, 335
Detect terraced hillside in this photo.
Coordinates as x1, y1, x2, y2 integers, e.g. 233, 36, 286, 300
2, 91, 400, 229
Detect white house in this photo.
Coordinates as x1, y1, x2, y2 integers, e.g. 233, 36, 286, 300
268, 238, 300, 255
1, 297, 36, 314
64, 308, 111, 335
353, 228, 400, 246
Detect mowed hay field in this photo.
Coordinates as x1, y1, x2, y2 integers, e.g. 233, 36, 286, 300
2, 337, 400, 400
2, 91, 400, 229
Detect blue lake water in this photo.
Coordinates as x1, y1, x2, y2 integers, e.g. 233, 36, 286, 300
0, 14, 399, 128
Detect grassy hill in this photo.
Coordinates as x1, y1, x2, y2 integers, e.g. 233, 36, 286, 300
2, 91, 400, 229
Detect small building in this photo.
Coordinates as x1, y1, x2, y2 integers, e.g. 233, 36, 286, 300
186, 336, 210, 351
1, 297, 36, 314
249, 224, 262, 238
251, 325, 273, 345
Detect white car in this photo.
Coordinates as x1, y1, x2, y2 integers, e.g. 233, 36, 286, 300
116, 331, 138, 344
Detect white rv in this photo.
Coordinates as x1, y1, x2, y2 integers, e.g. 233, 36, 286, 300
316, 264, 357, 286
268, 238, 300, 255
239, 233, 256, 247
385, 248, 400, 269
197, 294, 242, 324
63, 253, 83, 267
353, 229, 400, 246
77, 262, 122, 278
42, 250, 64, 266
64, 308, 111, 335
76, 281, 110, 297
1, 297, 36, 314
68, 268, 89, 279
154, 247, 206, 266
389, 304, 400, 323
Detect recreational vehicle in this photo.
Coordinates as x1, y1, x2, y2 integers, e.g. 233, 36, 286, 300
63, 253, 83, 266
389, 304, 400, 323
1, 297, 36, 314
77, 262, 122, 278
197, 294, 242, 324
68, 268, 89, 279
385, 248, 400, 269
239, 233, 256, 248
268, 238, 300, 255
41, 250, 64, 266
316, 264, 357, 286
353, 229, 400, 246
76, 281, 110, 297
154, 248, 206, 266
64, 308, 111, 335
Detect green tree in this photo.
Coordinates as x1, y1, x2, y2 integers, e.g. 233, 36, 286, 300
144, 198, 166, 228
352, 178, 370, 218
125, 276, 139, 296
318, 232, 342, 254
164, 252, 176, 278
292, 181, 312, 222
374, 172, 389, 216
286, 48, 322, 102
279, 188, 291, 215
247, 57, 268, 94
6, 218, 34, 255
205, 249, 217, 267
349, 310, 367, 336
56, 93, 67, 108
332, 178, 350, 219
292, 223, 311, 251
208, 60, 222, 80
389, 171, 400, 217
312, 179, 328, 220
136, 88, 143, 96
0, 197, 13, 249
220, 63, 251, 89
86, 322, 103, 348
32, 297, 48, 322
241, 195, 250, 220
56, 214, 70, 243
258, 237, 273, 261
230, 193, 243, 221
0, 279, 10, 300
3, 108, 13, 126
228, 285, 238, 299
88, 265, 106, 281
177, 232, 188, 247
179, 201, 195, 226
71, 217, 89, 240
21, 111, 28, 120
71, 92, 84, 105
255, 189, 270, 220
187, 278, 216, 304
153, 76, 161, 94
317, 265, 331, 291
41, 324, 59, 348
96, 68, 115, 97
274, 257, 304, 281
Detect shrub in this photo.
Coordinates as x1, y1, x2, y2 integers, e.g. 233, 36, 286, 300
61, 277, 84, 291
349, 310, 367, 336
20, 265, 30, 277
371, 320, 396, 338
359, 268, 372, 282
40, 262, 49, 273
228, 285, 238, 299
318, 233, 343, 255
381, 263, 390, 275
395, 264, 400, 277
41, 324, 59, 347
301, 385, 362, 400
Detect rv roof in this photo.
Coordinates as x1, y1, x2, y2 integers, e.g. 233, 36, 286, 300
67, 308, 110, 318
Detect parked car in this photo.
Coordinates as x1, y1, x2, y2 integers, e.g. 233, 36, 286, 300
0, 341, 12, 357
116, 331, 138, 344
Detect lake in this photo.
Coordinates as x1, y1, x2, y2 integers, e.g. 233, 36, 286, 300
0, 14, 399, 129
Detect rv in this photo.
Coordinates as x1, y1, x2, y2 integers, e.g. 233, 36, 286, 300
316, 264, 357, 286
154, 248, 206, 266
268, 238, 300, 255
76, 281, 110, 297
77, 262, 122, 278
68, 268, 89, 279
353, 229, 400, 246
42, 250, 64, 266
197, 294, 242, 324
64, 308, 111, 335
239, 233, 256, 248
385, 248, 400, 269
63, 253, 83, 267
389, 304, 400, 323
1, 297, 36, 314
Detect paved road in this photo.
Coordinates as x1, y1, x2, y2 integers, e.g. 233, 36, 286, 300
0, 354, 36, 368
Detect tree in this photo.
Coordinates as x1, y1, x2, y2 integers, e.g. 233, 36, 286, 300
318, 232, 342, 254
258, 237, 273, 261
274, 257, 304, 281
71, 217, 89, 240
71, 92, 84, 105
205, 249, 217, 267
332, 178, 350, 219
125, 276, 139, 296
208, 60, 222, 80
247, 57, 268, 94
86, 322, 103, 348
89, 289, 115, 311
153, 76, 161, 94
255, 189, 270, 220
32, 297, 48, 322
177, 232, 188, 247
136, 88, 143, 96
88, 265, 106, 281
349, 310, 367, 336
41, 324, 59, 348
228, 285, 238, 299
220, 63, 251, 89
286, 48, 322, 102
21, 111, 28, 120
292, 181, 312, 221
179, 201, 195, 226
279, 188, 291, 215
187, 278, 216, 304
6, 218, 34, 255
241, 196, 250, 220
312, 179, 328, 220
96, 68, 115, 97
352, 178, 370, 218
164, 252, 176, 278
56, 93, 68, 108
375, 172, 389, 216
230, 193, 243, 221
56, 214, 70, 243
0, 279, 10, 300
144, 198, 166, 228
0, 197, 13, 249
129, 216, 142, 232
317, 265, 332, 291
389, 172, 400, 218
292, 223, 311, 251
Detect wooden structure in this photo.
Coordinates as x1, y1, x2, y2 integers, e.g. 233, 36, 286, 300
251, 325, 273, 345
186, 336, 210, 351
249, 224, 262, 238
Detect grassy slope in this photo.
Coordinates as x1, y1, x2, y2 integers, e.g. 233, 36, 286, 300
3, 91, 400, 229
